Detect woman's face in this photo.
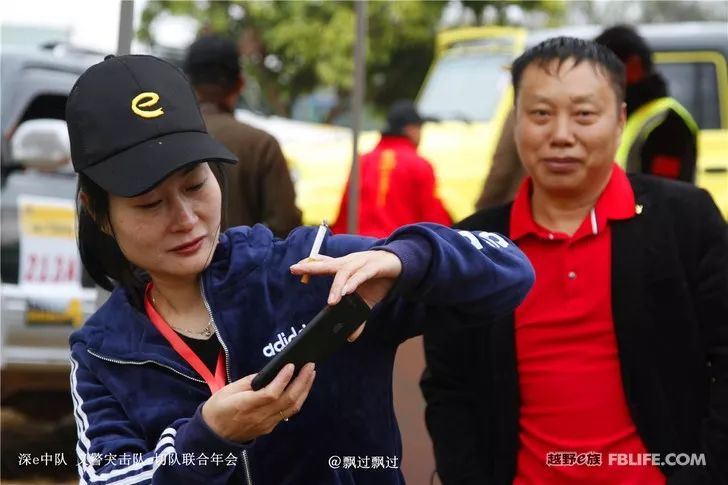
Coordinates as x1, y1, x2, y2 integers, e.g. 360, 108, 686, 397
107, 163, 222, 283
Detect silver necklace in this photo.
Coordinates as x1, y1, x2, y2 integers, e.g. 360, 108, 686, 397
151, 294, 215, 338
170, 318, 214, 338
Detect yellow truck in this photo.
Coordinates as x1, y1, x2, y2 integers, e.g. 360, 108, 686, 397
284, 22, 728, 225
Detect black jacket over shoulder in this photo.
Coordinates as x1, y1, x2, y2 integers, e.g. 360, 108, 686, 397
627, 73, 697, 183
422, 175, 728, 485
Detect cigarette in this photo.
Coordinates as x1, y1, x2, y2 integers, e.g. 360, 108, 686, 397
301, 220, 328, 284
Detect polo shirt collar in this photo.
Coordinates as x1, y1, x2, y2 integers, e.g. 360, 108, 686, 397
378, 135, 417, 151
510, 163, 636, 241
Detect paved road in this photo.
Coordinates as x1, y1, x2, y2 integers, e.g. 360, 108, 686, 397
1, 408, 77, 482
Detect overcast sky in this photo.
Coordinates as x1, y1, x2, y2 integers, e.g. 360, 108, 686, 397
3, 0, 725, 54
1, 0, 147, 53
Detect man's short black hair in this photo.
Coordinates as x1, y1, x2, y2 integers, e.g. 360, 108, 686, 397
595, 25, 653, 72
184, 34, 241, 89
511, 36, 626, 105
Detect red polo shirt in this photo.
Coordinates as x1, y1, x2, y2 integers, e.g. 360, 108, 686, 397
511, 164, 665, 484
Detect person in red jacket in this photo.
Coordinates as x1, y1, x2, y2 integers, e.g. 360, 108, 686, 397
332, 100, 452, 237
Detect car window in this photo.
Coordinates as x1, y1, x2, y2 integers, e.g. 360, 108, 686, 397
418, 49, 511, 122
18, 94, 68, 124
655, 60, 721, 130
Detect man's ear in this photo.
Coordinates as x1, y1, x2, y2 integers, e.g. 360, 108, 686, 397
79, 191, 112, 236
615, 101, 627, 146
224, 76, 245, 111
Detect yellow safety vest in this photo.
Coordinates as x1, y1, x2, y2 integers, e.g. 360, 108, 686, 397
616, 96, 698, 173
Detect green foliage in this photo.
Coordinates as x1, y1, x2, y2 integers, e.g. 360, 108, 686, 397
137, 0, 561, 119
231, 0, 446, 118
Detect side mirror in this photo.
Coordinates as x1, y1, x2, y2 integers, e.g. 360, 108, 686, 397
10, 119, 72, 171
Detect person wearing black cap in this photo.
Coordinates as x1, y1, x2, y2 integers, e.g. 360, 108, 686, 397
331, 100, 452, 237
184, 34, 301, 237
65, 54, 534, 485
595, 25, 698, 183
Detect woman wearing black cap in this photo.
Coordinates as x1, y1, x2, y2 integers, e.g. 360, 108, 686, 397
67, 54, 534, 484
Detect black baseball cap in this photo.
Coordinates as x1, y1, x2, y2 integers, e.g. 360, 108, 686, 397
383, 100, 435, 136
66, 54, 237, 197
184, 35, 241, 85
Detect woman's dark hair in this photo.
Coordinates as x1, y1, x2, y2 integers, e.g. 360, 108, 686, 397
76, 161, 228, 309
511, 36, 626, 106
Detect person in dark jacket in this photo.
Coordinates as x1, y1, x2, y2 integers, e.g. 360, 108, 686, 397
185, 34, 302, 237
595, 25, 698, 182
422, 37, 728, 485
66, 54, 534, 484
332, 100, 452, 237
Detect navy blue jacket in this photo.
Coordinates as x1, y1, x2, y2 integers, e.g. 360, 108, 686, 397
70, 223, 534, 484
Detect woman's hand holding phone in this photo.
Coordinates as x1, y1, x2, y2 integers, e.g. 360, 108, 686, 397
201, 363, 316, 443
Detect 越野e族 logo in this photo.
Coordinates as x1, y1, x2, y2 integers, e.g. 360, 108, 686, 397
131, 92, 164, 119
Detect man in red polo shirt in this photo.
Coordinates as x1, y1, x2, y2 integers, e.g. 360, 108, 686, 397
422, 37, 728, 485
332, 100, 452, 237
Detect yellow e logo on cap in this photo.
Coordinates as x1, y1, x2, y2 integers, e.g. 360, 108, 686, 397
131, 92, 164, 119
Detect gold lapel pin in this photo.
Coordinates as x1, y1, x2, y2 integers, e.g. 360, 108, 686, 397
635, 204, 643, 215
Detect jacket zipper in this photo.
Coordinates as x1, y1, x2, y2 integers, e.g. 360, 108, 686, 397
200, 279, 253, 485
86, 349, 206, 383
241, 450, 252, 485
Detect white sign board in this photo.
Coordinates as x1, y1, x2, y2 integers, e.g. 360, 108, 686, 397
17, 195, 84, 326
18, 195, 81, 289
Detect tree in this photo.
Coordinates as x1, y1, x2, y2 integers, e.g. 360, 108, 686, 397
139, 0, 446, 120
137, 0, 564, 121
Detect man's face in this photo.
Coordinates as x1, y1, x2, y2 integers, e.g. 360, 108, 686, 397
514, 58, 626, 199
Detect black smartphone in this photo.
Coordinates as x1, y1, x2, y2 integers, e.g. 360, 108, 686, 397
251, 292, 372, 391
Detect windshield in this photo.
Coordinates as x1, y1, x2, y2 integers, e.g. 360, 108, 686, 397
418, 49, 511, 123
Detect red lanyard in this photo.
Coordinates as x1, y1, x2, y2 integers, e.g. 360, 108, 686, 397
144, 283, 226, 394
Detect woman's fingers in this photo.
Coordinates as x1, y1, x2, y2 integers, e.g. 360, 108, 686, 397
282, 363, 315, 402
328, 262, 360, 304
223, 373, 256, 394
290, 368, 316, 416
251, 363, 295, 405
276, 363, 316, 420
205, 363, 317, 441
291, 254, 362, 305
340, 264, 379, 297
289, 255, 335, 275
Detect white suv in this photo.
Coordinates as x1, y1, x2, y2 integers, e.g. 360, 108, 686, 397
1, 46, 99, 416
